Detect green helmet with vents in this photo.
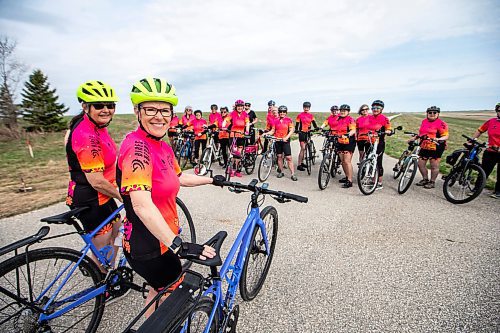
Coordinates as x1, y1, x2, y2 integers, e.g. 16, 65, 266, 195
77, 80, 119, 103
130, 77, 178, 106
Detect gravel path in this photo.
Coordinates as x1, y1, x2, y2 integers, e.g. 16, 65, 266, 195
1, 136, 499, 333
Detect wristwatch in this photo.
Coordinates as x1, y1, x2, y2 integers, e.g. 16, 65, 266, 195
169, 236, 182, 253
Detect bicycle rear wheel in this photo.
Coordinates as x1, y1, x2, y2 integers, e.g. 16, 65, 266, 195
239, 206, 278, 301
196, 147, 212, 176
186, 296, 219, 333
397, 158, 418, 194
393, 150, 408, 179
318, 152, 332, 190
0, 247, 104, 333
258, 152, 273, 182
179, 143, 190, 169
310, 141, 317, 165
443, 164, 486, 204
331, 152, 341, 178
244, 154, 256, 175
357, 158, 378, 195
225, 156, 233, 181
176, 197, 196, 271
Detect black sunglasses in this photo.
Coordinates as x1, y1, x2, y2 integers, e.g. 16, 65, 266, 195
141, 106, 172, 117
427, 111, 438, 115
361, 108, 369, 111
91, 103, 115, 110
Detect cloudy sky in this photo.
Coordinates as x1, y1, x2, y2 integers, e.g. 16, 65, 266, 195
1, 0, 499, 114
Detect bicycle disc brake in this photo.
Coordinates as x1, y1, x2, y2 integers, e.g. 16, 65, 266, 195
221, 304, 239, 333
106, 266, 133, 297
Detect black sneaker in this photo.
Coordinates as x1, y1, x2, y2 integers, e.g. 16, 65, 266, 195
297, 165, 305, 171
339, 177, 347, 183
342, 180, 353, 188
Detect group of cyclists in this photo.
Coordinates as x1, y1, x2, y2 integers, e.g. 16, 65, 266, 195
65, 77, 499, 324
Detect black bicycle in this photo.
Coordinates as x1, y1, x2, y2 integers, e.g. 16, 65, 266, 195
317, 131, 343, 190
300, 130, 318, 175
442, 135, 487, 204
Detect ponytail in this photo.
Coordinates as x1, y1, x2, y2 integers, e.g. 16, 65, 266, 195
69, 111, 85, 130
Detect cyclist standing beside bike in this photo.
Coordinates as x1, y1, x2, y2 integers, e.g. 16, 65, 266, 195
219, 107, 231, 167
411, 106, 449, 189
367, 100, 392, 189
263, 100, 277, 153
264, 105, 298, 181
66, 81, 122, 271
192, 110, 208, 164
226, 99, 250, 177
117, 77, 216, 318
330, 104, 357, 188
209, 104, 223, 149
355, 104, 371, 162
296, 101, 319, 171
321, 105, 339, 130
471, 102, 500, 198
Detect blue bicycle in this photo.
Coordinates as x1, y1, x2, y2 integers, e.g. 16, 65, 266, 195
176, 131, 195, 168
127, 178, 308, 333
0, 198, 195, 333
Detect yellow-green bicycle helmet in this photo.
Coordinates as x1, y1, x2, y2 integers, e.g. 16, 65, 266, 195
76, 80, 119, 103
130, 77, 178, 106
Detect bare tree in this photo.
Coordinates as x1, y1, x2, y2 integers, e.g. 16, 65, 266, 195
0, 36, 28, 130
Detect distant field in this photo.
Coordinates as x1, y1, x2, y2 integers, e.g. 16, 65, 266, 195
0, 111, 496, 218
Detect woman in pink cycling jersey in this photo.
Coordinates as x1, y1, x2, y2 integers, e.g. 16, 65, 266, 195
224, 99, 250, 177
66, 81, 122, 271
192, 110, 208, 164
329, 104, 356, 188
117, 77, 219, 317
412, 106, 449, 189
355, 104, 370, 162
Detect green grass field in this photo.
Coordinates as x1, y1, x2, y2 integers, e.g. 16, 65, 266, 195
0, 111, 496, 218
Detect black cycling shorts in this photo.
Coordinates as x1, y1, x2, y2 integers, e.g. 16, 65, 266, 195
298, 132, 310, 143
167, 131, 178, 138
275, 141, 292, 156
337, 137, 356, 153
124, 250, 182, 291
73, 199, 120, 235
419, 144, 445, 160
356, 140, 371, 153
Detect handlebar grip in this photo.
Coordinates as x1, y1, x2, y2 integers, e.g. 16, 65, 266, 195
462, 134, 474, 141
282, 192, 308, 203
404, 131, 416, 135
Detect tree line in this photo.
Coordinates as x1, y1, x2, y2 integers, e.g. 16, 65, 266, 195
0, 36, 67, 137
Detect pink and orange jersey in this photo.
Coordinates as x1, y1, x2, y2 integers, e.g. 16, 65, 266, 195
228, 111, 249, 138
180, 114, 195, 131
296, 112, 315, 132
192, 118, 208, 140
366, 114, 392, 142
65, 114, 117, 207
266, 113, 278, 131
478, 118, 500, 151
117, 126, 182, 260
168, 115, 179, 133
419, 118, 449, 150
209, 112, 223, 129
323, 115, 338, 129
273, 117, 294, 139
329, 116, 355, 144
355, 115, 371, 141
219, 115, 231, 139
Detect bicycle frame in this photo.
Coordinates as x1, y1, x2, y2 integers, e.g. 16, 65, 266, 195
364, 132, 380, 177
181, 206, 269, 333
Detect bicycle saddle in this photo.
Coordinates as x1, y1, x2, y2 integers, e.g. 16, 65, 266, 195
190, 231, 227, 267
40, 206, 90, 224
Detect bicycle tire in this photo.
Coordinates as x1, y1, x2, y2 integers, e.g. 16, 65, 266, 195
185, 296, 219, 333
305, 144, 312, 175
310, 141, 317, 165
0, 247, 104, 333
357, 158, 378, 195
179, 143, 190, 169
318, 152, 332, 190
443, 163, 486, 204
258, 152, 273, 182
397, 158, 418, 194
393, 150, 408, 179
197, 147, 212, 176
225, 156, 233, 181
176, 197, 196, 271
331, 152, 341, 178
239, 206, 278, 301
244, 154, 256, 175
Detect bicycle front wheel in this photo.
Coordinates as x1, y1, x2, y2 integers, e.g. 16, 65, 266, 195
443, 163, 486, 204
310, 141, 317, 165
258, 152, 273, 182
305, 144, 312, 175
0, 247, 104, 333
197, 147, 212, 176
397, 158, 418, 194
176, 197, 196, 271
357, 158, 378, 195
393, 150, 408, 179
239, 206, 278, 301
318, 152, 332, 190
179, 143, 190, 169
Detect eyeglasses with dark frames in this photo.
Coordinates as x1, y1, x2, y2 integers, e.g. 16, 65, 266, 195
141, 106, 172, 117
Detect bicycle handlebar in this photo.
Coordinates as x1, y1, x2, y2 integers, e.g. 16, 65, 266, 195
462, 134, 486, 147
222, 179, 308, 203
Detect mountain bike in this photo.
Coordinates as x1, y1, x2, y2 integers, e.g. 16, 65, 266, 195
357, 126, 401, 195
196, 129, 224, 176
317, 131, 343, 190
0, 198, 195, 333
442, 135, 487, 204
300, 130, 318, 175
126, 179, 308, 333
176, 131, 195, 168
396, 132, 430, 194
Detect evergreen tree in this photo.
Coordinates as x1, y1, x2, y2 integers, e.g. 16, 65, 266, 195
0, 83, 20, 129
21, 69, 68, 132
